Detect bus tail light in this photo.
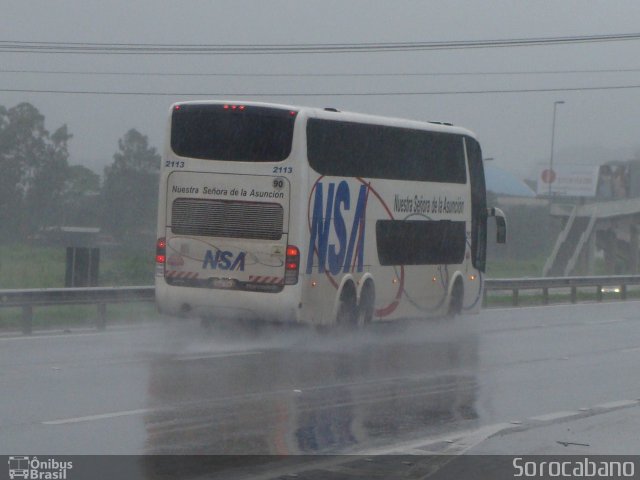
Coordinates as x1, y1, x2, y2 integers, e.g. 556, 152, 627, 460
284, 245, 299, 285
156, 237, 166, 264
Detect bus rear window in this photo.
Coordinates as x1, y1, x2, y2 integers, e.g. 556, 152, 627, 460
171, 104, 295, 162
307, 119, 466, 183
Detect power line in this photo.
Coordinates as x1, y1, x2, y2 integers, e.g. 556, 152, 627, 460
4, 83, 640, 96
1, 32, 640, 55
4, 67, 640, 78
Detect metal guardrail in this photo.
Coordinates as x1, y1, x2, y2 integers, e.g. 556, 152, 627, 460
484, 275, 640, 306
2, 276, 640, 335
0, 286, 154, 334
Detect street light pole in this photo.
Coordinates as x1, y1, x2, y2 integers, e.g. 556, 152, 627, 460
548, 100, 565, 198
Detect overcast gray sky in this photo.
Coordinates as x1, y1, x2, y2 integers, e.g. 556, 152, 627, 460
3, 0, 640, 180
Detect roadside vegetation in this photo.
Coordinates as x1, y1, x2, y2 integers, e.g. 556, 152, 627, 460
0, 243, 156, 330
0, 243, 154, 289
0, 303, 157, 331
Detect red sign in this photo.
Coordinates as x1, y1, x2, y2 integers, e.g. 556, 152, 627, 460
541, 169, 556, 184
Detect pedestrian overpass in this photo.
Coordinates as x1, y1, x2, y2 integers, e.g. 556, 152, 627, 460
543, 197, 640, 276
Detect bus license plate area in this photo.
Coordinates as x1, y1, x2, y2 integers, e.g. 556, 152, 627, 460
210, 278, 236, 289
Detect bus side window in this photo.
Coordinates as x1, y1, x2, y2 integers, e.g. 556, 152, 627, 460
465, 137, 488, 272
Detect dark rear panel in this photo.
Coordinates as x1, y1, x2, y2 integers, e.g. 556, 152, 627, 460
171, 198, 284, 240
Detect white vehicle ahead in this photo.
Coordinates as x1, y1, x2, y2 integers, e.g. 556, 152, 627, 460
155, 101, 505, 326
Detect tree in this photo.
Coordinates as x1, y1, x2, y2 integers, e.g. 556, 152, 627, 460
24, 124, 72, 230
101, 129, 160, 243
65, 165, 100, 196
0, 105, 24, 239
0, 102, 71, 240
61, 165, 101, 226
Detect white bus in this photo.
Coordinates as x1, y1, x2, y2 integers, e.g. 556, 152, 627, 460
155, 101, 505, 326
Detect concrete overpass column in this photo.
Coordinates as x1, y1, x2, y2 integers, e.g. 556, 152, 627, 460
604, 229, 617, 274
630, 224, 639, 273
585, 231, 597, 275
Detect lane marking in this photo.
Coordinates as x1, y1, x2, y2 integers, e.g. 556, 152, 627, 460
43, 408, 151, 425
594, 399, 639, 409
0, 325, 154, 342
41, 353, 264, 425
0, 331, 118, 342
442, 423, 516, 454
622, 346, 640, 353
233, 399, 640, 480
361, 422, 515, 456
529, 411, 579, 422
359, 398, 640, 456
175, 351, 263, 362
586, 318, 631, 326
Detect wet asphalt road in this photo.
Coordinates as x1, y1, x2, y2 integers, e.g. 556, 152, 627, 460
1, 301, 639, 464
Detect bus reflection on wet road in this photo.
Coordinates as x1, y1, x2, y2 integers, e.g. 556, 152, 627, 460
142, 319, 479, 456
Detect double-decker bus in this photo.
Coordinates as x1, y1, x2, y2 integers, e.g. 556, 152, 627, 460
155, 101, 505, 326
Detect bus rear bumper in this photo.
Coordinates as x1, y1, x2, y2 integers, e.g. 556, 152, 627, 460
155, 282, 301, 324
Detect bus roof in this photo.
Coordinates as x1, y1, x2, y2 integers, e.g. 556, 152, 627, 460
170, 100, 478, 140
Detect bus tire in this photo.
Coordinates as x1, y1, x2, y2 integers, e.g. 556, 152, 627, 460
358, 282, 375, 325
336, 282, 358, 327
447, 279, 464, 319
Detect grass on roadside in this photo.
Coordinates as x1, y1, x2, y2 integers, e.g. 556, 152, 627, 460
0, 243, 154, 289
0, 302, 158, 331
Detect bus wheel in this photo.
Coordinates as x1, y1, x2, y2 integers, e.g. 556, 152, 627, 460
336, 283, 358, 327
447, 279, 464, 319
358, 283, 375, 326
